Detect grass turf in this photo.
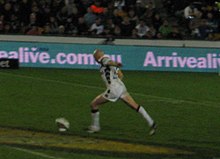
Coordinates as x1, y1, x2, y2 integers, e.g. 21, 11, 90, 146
0, 68, 220, 159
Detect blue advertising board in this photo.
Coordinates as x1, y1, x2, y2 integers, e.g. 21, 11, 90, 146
0, 41, 220, 72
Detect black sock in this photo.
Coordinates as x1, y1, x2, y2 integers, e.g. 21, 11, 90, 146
136, 105, 141, 112
91, 109, 99, 113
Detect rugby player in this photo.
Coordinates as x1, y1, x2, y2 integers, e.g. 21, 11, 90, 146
88, 49, 157, 135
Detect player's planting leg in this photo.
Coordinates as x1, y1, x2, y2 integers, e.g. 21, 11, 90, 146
88, 94, 109, 133
88, 109, 101, 133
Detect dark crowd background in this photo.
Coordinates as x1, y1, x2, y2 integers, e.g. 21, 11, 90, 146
0, 0, 220, 41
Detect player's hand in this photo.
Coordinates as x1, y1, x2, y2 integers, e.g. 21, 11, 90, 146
117, 63, 123, 67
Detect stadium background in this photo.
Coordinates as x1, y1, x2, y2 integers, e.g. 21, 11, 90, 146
0, 0, 220, 40
0, 0, 220, 159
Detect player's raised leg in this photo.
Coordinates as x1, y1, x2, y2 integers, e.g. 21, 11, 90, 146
88, 94, 109, 133
120, 93, 157, 135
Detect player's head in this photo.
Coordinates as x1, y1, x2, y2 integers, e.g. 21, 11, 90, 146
93, 49, 104, 62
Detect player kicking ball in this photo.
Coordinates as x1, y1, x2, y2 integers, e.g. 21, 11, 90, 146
88, 49, 157, 135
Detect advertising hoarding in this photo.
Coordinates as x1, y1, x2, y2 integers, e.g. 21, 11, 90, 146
0, 41, 220, 72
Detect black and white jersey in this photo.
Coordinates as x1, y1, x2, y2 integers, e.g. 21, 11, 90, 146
99, 56, 122, 87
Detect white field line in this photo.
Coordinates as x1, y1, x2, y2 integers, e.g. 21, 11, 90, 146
0, 72, 219, 108
8, 146, 66, 159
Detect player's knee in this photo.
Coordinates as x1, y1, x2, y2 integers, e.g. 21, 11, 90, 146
123, 99, 139, 110
90, 101, 98, 109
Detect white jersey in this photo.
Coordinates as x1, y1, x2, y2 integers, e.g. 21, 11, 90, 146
99, 56, 127, 102
99, 57, 122, 87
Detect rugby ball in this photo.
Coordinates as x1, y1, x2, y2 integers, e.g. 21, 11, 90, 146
55, 117, 70, 132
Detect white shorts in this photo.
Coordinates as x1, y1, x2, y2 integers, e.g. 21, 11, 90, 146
102, 82, 128, 102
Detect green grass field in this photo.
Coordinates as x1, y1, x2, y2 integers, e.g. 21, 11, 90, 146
0, 68, 220, 159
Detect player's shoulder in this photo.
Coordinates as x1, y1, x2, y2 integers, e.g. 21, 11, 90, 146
100, 56, 110, 61
100, 56, 111, 65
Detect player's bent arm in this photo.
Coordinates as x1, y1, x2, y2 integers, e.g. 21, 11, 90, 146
118, 70, 124, 80
107, 60, 122, 67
